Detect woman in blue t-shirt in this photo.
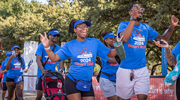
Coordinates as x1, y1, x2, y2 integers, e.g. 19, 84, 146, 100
5, 45, 28, 100
1, 51, 11, 100
39, 19, 121, 100
99, 32, 121, 100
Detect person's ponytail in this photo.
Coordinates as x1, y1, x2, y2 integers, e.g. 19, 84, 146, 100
68, 19, 77, 35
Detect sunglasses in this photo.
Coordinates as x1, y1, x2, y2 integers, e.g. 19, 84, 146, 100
76, 25, 89, 29
53, 35, 60, 37
131, 6, 145, 12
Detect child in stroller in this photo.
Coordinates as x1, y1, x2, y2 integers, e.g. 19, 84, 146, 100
42, 70, 66, 100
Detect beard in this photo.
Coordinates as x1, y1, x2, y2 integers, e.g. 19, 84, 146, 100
137, 17, 142, 21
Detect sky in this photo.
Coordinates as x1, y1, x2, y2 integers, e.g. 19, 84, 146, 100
27, 0, 48, 4
27, 0, 72, 4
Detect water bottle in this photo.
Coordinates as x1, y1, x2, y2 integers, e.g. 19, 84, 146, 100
114, 41, 126, 60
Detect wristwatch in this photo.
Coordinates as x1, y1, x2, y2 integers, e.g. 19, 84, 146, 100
130, 16, 137, 21
59, 69, 63, 73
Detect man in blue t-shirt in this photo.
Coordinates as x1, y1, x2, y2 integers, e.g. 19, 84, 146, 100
1, 51, 11, 100
116, 3, 179, 100
35, 28, 63, 100
154, 40, 180, 100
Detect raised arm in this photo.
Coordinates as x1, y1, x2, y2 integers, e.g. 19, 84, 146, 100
5, 54, 16, 70
120, 6, 138, 43
107, 35, 124, 57
155, 15, 179, 41
39, 32, 60, 62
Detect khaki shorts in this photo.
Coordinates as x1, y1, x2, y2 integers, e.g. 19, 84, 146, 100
116, 67, 150, 99
99, 77, 116, 98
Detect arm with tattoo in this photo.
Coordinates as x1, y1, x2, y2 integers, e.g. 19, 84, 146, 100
166, 46, 177, 66
161, 27, 174, 41
155, 15, 179, 41
154, 27, 174, 42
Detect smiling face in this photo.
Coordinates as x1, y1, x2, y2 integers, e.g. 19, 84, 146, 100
13, 48, 20, 56
105, 37, 116, 48
49, 34, 59, 43
73, 23, 89, 41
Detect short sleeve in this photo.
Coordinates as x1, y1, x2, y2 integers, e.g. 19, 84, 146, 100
97, 39, 111, 58
146, 24, 159, 41
172, 41, 180, 58
117, 22, 128, 35
35, 43, 43, 56
55, 43, 71, 61
101, 56, 109, 63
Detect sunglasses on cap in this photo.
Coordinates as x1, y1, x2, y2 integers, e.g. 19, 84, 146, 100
76, 25, 89, 29
53, 35, 60, 37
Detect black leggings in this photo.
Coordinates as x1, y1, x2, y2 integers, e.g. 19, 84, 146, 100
176, 78, 180, 100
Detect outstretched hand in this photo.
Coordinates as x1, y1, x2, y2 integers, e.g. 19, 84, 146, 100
116, 34, 124, 42
153, 39, 169, 49
171, 15, 179, 27
39, 32, 49, 48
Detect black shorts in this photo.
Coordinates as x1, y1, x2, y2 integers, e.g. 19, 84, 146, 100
176, 78, 180, 100
6, 77, 24, 82
6, 77, 14, 82
64, 76, 94, 97
2, 83, 7, 91
36, 78, 57, 90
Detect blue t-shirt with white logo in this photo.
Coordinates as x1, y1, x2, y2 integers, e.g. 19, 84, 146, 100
56, 38, 110, 82
1, 61, 7, 83
100, 56, 120, 79
117, 21, 159, 69
35, 43, 61, 78
172, 41, 180, 78
6, 57, 25, 79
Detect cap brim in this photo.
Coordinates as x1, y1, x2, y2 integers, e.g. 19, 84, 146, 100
84, 21, 92, 27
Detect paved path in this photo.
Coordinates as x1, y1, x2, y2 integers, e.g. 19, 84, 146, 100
0, 90, 46, 100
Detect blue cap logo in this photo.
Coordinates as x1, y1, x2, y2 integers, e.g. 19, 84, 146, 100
11, 45, 20, 51
103, 32, 116, 40
74, 19, 92, 29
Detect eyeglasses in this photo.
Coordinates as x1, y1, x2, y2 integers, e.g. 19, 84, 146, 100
53, 35, 60, 37
76, 25, 89, 29
131, 6, 145, 12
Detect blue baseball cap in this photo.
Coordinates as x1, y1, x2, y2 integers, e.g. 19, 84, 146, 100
6, 51, 11, 56
48, 30, 60, 36
11, 45, 20, 51
103, 32, 116, 40
74, 19, 92, 29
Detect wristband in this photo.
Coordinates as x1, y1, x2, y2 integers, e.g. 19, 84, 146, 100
59, 69, 63, 73
45, 46, 50, 50
130, 16, 137, 21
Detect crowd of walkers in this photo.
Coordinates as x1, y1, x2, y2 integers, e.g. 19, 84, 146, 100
0, 2, 180, 100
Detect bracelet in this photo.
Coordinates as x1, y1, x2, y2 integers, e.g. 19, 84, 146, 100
45, 46, 50, 50
59, 69, 63, 73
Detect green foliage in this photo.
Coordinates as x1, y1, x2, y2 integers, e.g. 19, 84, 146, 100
0, 0, 180, 75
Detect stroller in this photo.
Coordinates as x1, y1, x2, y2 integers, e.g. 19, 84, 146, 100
42, 71, 66, 100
